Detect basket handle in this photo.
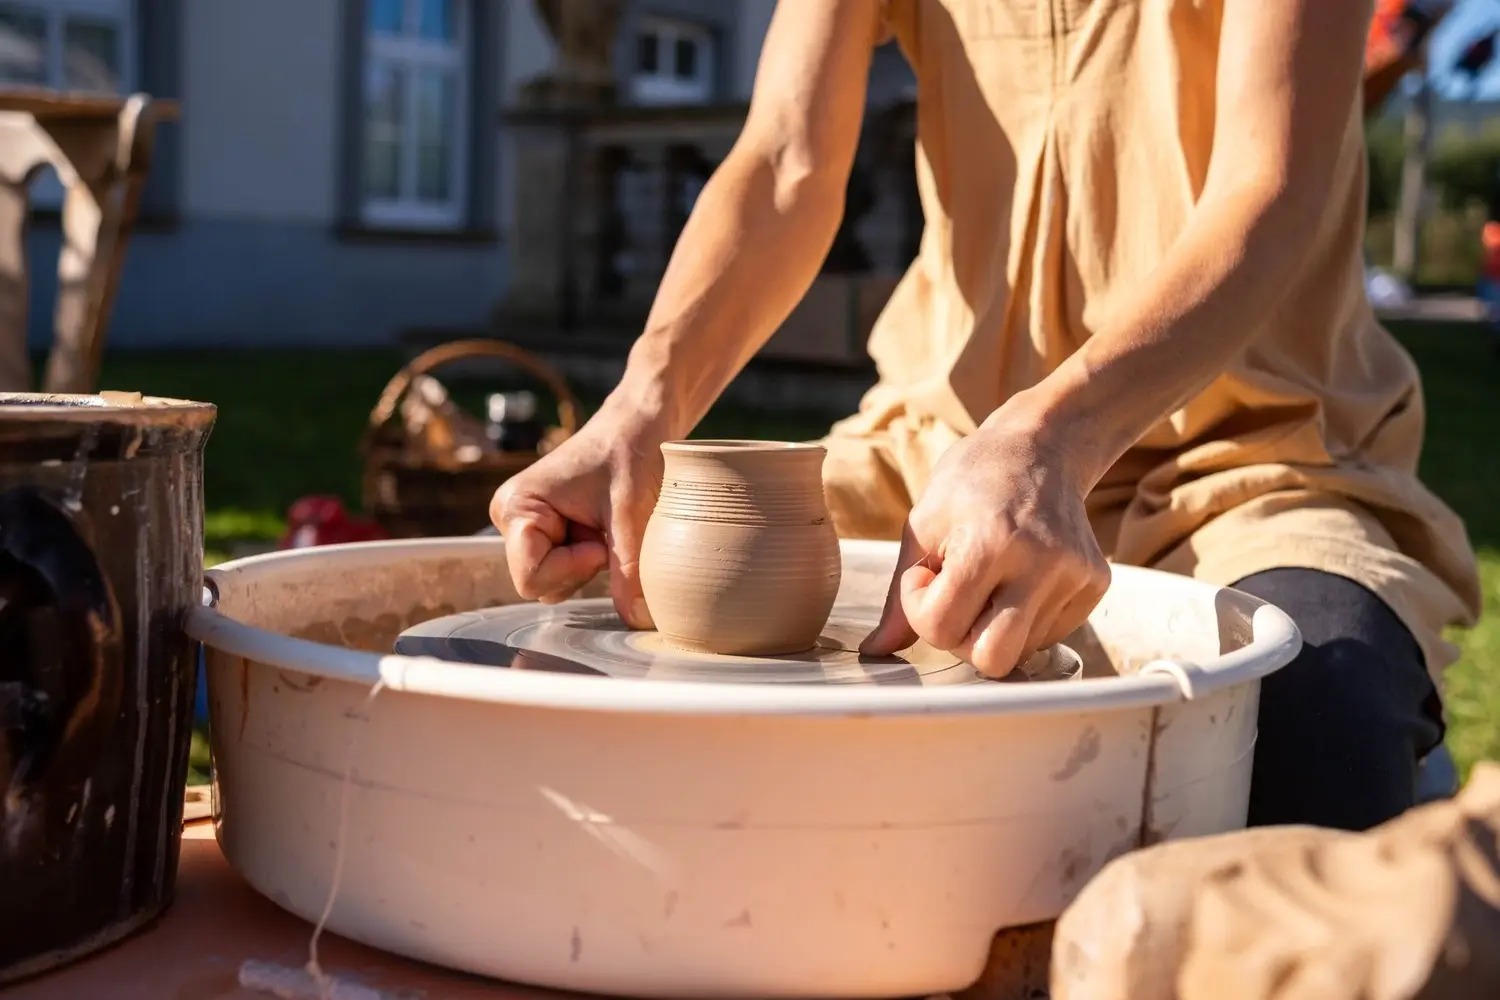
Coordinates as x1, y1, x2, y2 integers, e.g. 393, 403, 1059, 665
366, 338, 581, 437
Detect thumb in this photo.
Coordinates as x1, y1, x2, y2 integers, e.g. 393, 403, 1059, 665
859, 525, 928, 656
607, 499, 653, 630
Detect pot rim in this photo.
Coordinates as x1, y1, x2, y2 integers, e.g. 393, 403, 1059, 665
190, 538, 1303, 719
661, 439, 825, 456
0, 392, 216, 428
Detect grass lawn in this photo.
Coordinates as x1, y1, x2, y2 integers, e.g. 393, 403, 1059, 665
95, 320, 1498, 780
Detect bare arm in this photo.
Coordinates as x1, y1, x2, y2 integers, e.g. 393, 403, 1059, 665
608, 0, 883, 438
863, 0, 1377, 673
1006, 0, 1372, 485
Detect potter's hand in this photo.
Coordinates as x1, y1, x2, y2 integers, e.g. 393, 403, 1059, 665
859, 418, 1110, 677
490, 405, 665, 629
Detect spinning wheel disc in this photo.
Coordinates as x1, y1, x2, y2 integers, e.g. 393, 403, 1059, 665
395, 598, 1080, 686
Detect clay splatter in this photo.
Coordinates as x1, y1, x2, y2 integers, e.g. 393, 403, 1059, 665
1051, 726, 1102, 782
723, 909, 753, 929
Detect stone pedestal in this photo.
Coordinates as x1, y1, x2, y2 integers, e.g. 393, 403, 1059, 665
505, 124, 575, 321
497, 105, 745, 336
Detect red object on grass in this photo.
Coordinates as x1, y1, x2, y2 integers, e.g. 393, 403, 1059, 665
278, 495, 388, 549
1482, 222, 1500, 283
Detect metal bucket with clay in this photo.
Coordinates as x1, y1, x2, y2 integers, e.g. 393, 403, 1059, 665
0, 392, 215, 984
189, 536, 1300, 998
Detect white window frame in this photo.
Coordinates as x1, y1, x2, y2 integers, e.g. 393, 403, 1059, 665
0, 0, 134, 93
0, 0, 134, 209
630, 15, 715, 107
361, 0, 471, 231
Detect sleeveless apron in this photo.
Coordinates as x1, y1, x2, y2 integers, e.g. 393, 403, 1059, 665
820, 0, 1481, 675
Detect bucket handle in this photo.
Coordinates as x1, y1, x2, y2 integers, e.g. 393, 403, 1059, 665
201, 573, 220, 611
1140, 603, 1302, 700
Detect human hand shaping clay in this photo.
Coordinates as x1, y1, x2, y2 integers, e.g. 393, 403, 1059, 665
489, 401, 668, 629
859, 415, 1110, 677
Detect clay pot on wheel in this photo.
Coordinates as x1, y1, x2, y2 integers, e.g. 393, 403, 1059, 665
640, 441, 841, 656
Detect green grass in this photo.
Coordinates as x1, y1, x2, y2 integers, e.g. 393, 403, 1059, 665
96, 348, 831, 564
98, 326, 1497, 783
1392, 324, 1500, 772
188, 731, 211, 786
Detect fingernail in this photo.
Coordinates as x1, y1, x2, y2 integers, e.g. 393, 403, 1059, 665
630, 598, 654, 629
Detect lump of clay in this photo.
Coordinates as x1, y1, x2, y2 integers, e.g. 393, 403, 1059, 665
1052, 764, 1500, 1000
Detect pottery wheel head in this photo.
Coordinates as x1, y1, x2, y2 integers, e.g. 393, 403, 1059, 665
395, 599, 1080, 687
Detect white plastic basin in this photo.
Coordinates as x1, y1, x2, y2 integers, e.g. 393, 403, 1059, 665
188, 537, 1300, 999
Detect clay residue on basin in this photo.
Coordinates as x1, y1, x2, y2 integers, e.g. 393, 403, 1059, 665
239, 554, 589, 653
292, 603, 460, 653
273, 559, 610, 654
292, 605, 453, 653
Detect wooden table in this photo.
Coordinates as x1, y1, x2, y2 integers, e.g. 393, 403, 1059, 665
6, 815, 1050, 999
7, 820, 559, 1000
0, 88, 179, 394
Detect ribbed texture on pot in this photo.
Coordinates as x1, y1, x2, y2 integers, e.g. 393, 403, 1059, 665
653, 480, 831, 525
654, 444, 830, 526
641, 443, 842, 656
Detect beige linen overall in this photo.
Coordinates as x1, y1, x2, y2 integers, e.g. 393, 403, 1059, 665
820, 0, 1481, 675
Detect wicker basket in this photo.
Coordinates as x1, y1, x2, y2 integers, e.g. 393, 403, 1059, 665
360, 338, 580, 538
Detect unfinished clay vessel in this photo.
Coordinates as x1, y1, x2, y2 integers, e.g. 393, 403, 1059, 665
640, 440, 841, 655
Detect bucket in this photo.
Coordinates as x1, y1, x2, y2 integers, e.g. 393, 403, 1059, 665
0, 392, 215, 984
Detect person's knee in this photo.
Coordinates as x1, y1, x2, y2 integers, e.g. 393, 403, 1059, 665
1234, 568, 1441, 829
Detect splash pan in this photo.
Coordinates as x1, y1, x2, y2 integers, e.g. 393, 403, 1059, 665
189, 538, 1300, 999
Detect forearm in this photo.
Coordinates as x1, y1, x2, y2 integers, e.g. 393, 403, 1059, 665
609, 147, 845, 438
1003, 185, 1315, 488
996, 0, 1368, 491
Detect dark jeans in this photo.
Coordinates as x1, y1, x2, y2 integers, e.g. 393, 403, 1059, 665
1233, 568, 1444, 832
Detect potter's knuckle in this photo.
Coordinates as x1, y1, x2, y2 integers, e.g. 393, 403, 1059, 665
967, 619, 1009, 677
941, 524, 975, 561
927, 615, 971, 652
967, 626, 995, 665
904, 603, 940, 642
991, 509, 1022, 540
494, 476, 522, 514
972, 643, 1009, 679
939, 545, 983, 587
905, 512, 936, 546
971, 523, 1012, 560
1055, 552, 1088, 581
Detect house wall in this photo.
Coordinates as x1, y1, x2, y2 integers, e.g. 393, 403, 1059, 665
27, 0, 509, 351
24, 0, 778, 353
734, 0, 775, 97
497, 0, 555, 240
180, 0, 339, 223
